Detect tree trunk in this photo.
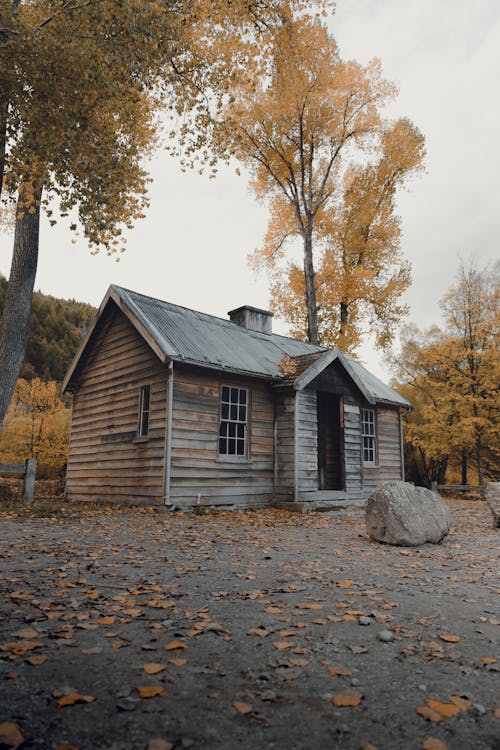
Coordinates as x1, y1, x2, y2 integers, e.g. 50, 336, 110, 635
461, 450, 467, 486
0, 96, 8, 197
302, 225, 319, 344
0, 184, 42, 425
340, 301, 349, 341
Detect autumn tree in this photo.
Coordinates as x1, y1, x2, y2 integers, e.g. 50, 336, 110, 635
392, 260, 500, 487
0, 0, 317, 425
223, 17, 423, 347
269, 118, 425, 351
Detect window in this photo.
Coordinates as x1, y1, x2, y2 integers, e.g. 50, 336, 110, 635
218, 386, 248, 457
138, 385, 151, 437
361, 408, 376, 463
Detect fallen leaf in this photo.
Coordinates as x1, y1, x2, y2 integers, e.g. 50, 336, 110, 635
1, 640, 43, 656
337, 580, 353, 589
169, 658, 187, 666
147, 739, 174, 750
263, 607, 282, 614
449, 695, 471, 712
494, 707, 500, 719
97, 616, 116, 625
272, 641, 294, 650
233, 700, 253, 715
363, 744, 377, 750
12, 628, 39, 639
247, 627, 269, 637
163, 640, 187, 651
26, 654, 47, 665
332, 693, 362, 707
416, 706, 445, 722
143, 663, 167, 675
328, 665, 352, 677
136, 685, 164, 699
427, 700, 460, 718
287, 657, 309, 667
422, 738, 448, 750
0, 722, 24, 749
481, 657, 496, 665
439, 634, 460, 643
57, 693, 95, 707
295, 602, 323, 610
349, 645, 368, 654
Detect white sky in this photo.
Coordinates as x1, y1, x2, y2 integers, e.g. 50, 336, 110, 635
1, 0, 498, 381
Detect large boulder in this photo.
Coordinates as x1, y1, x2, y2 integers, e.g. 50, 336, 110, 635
484, 483, 500, 528
365, 481, 451, 546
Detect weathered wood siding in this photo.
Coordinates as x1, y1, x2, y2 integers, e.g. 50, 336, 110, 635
169, 365, 274, 508
344, 403, 363, 497
66, 303, 167, 505
361, 405, 403, 497
274, 391, 295, 500
296, 389, 318, 492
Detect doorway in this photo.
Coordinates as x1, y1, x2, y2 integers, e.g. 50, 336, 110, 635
317, 393, 344, 491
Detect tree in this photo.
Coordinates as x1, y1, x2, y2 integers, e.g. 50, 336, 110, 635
0, 0, 313, 424
392, 261, 500, 487
223, 18, 422, 346
267, 118, 425, 350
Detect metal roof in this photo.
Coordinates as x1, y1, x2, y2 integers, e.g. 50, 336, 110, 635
63, 285, 410, 409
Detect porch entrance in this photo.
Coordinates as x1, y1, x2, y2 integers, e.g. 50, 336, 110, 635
317, 393, 344, 491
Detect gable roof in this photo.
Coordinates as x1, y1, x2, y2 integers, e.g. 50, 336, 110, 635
62, 285, 410, 409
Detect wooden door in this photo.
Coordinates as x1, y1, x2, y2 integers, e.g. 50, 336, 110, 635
317, 393, 344, 490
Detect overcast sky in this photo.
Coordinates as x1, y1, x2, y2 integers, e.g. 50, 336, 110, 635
1, 0, 498, 380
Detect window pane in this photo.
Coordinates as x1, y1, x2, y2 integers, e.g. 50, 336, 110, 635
219, 422, 228, 437
236, 440, 245, 455
231, 387, 239, 403
237, 423, 244, 439
219, 438, 227, 454
228, 439, 236, 455
240, 389, 247, 404
228, 422, 236, 437
239, 405, 246, 422
221, 403, 229, 420
221, 386, 230, 402
230, 404, 238, 420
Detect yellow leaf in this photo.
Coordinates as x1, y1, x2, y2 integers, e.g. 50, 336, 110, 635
332, 693, 362, 707
1, 641, 43, 656
481, 657, 496, 665
0, 722, 24, 749
422, 739, 448, 750
416, 706, 445, 723
337, 580, 353, 589
136, 685, 164, 699
98, 616, 116, 625
26, 655, 47, 666
427, 700, 460, 718
327, 665, 352, 677
57, 693, 95, 707
233, 701, 253, 715
163, 640, 187, 651
168, 658, 187, 666
439, 634, 460, 643
143, 663, 167, 675
272, 641, 294, 650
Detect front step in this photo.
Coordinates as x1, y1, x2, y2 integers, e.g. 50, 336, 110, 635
274, 499, 366, 514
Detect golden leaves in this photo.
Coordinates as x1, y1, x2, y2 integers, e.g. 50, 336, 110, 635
422, 739, 448, 750
0, 722, 24, 749
327, 665, 352, 677
1, 641, 42, 656
143, 663, 167, 675
136, 686, 164, 699
272, 641, 294, 650
332, 693, 362, 707
163, 640, 187, 652
438, 634, 460, 643
57, 693, 95, 707
416, 696, 470, 722
233, 701, 253, 715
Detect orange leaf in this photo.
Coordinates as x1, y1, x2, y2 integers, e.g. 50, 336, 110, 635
449, 696, 471, 712
98, 616, 116, 625
1, 641, 43, 656
163, 640, 187, 651
233, 701, 253, 715
143, 663, 166, 675
136, 685, 164, 699
168, 658, 187, 666
295, 602, 323, 610
423, 738, 448, 750
272, 641, 294, 650
481, 657, 496, 665
427, 700, 460, 718
147, 739, 175, 750
247, 627, 269, 637
494, 707, 500, 719
328, 666, 352, 677
26, 655, 47, 666
287, 658, 309, 667
439, 634, 460, 643
57, 693, 95, 707
416, 706, 445, 723
337, 580, 353, 589
332, 693, 362, 707
0, 722, 24, 749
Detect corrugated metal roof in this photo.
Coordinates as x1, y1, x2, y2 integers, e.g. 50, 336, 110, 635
115, 286, 321, 379
93, 286, 409, 409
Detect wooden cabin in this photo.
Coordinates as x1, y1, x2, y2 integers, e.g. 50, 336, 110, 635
62, 286, 410, 511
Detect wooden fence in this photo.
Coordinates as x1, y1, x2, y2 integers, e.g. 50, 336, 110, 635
432, 482, 484, 497
0, 459, 37, 502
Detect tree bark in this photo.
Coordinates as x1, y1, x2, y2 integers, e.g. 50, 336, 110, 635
0, 184, 42, 425
302, 223, 319, 344
461, 450, 467, 486
0, 96, 8, 197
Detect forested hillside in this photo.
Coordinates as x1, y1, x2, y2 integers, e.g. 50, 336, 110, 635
0, 276, 96, 381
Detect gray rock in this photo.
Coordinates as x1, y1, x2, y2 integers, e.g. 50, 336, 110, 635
484, 483, 500, 528
378, 630, 394, 642
365, 481, 451, 546
358, 616, 373, 626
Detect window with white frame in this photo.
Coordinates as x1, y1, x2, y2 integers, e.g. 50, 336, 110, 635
361, 408, 376, 463
218, 386, 248, 456
138, 385, 151, 437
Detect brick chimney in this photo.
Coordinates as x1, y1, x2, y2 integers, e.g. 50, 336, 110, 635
228, 305, 273, 334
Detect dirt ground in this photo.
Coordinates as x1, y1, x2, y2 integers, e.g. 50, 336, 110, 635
0, 497, 498, 750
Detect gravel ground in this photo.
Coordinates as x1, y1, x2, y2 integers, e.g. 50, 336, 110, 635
0, 498, 498, 750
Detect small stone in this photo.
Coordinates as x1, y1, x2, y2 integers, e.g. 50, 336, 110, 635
418, 684, 427, 692
350, 677, 360, 686
358, 616, 372, 626
378, 630, 394, 643
472, 703, 487, 716
51, 684, 76, 698
484, 483, 500, 527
